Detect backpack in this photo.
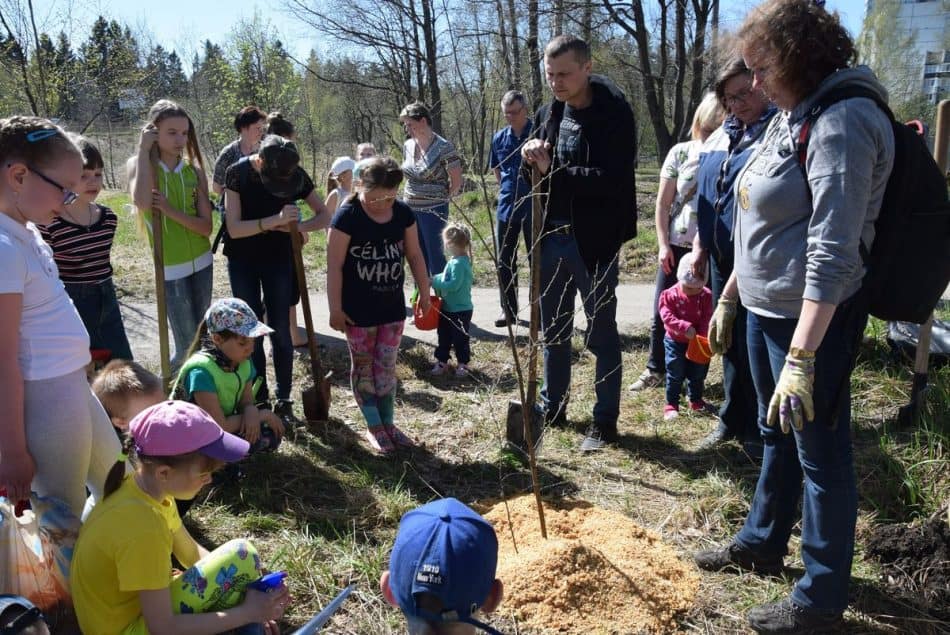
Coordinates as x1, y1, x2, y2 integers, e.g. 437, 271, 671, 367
797, 86, 950, 324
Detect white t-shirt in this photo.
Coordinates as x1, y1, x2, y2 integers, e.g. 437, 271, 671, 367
0, 212, 90, 380
661, 139, 703, 248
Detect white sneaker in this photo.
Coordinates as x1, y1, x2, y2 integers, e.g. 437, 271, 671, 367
630, 369, 663, 391
455, 364, 469, 377
431, 361, 448, 376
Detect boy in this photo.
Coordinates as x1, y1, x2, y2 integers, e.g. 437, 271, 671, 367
91, 359, 164, 429
380, 498, 505, 634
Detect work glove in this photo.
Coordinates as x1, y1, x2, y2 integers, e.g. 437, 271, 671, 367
767, 349, 816, 434
708, 297, 737, 355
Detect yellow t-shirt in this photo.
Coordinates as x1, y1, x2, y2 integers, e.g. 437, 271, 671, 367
71, 475, 182, 634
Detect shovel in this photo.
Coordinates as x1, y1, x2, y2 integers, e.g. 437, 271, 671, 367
148, 147, 171, 393
289, 221, 331, 422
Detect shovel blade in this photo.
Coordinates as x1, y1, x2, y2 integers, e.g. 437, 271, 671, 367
302, 375, 331, 423
505, 399, 543, 458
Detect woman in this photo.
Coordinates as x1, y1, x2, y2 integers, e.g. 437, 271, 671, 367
212, 106, 267, 195
694, 1, 895, 632
399, 102, 462, 274
689, 57, 778, 456
629, 92, 724, 393
222, 134, 332, 417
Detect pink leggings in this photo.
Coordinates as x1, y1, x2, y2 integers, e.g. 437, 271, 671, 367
344, 321, 404, 428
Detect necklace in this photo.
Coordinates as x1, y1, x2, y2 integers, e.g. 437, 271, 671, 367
64, 202, 98, 230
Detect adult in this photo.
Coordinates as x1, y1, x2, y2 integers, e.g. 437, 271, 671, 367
694, 2, 895, 632
488, 90, 533, 328
522, 35, 637, 452
212, 106, 267, 196
399, 102, 463, 275
690, 57, 778, 457
629, 93, 724, 392
222, 135, 332, 417
265, 111, 294, 139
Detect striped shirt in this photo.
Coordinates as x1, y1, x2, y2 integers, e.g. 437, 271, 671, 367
401, 134, 461, 208
39, 204, 117, 284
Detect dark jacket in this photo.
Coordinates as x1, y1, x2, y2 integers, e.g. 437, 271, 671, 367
526, 74, 638, 271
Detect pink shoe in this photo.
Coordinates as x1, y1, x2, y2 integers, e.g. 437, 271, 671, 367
385, 424, 415, 449
663, 404, 679, 421
366, 426, 396, 455
690, 400, 717, 415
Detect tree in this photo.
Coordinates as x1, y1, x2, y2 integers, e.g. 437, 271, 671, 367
858, 0, 923, 109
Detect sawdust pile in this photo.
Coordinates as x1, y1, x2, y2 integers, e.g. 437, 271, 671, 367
483, 496, 699, 634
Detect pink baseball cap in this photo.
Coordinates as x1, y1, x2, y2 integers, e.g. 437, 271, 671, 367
129, 401, 249, 462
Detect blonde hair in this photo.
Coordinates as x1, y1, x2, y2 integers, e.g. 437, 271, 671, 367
442, 222, 472, 258
691, 92, 725, 141
91, 359, 164, 418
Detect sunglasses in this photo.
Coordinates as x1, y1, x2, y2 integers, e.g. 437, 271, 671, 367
28, 165, 79, 206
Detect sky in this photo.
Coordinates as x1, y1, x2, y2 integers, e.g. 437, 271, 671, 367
29, 0, 869, 70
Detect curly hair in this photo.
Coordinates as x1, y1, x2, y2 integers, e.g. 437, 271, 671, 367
738, 0, 856, 102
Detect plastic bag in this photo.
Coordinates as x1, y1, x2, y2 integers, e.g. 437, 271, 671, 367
0, 493, 80, 621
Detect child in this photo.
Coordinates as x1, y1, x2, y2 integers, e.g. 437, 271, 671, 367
325, 156, 355, 216
127, 100, 214, 369
356, 142, 376, 160
265, 111, 295, 139
172, 298, 285, 453
40, 134, 133, 361
70, 401, 289, 634
327, 156, 431, 455
658, 252, 714, 420
92, 359, 166, 429
0, 116, 121, 518
380, 498, 504, 635
430, 223, 474, 377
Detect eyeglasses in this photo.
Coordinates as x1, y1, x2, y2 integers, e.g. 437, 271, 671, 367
367, 193, 398, 204
503, 106, 525, 116
724, 87, 753, 107
28, 165, 79, 205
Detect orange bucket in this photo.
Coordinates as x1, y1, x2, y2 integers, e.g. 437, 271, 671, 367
686, 335, 712, 364
413, 295, 442, 330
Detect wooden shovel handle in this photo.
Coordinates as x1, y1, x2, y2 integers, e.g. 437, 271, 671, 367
289, 222, 323, 382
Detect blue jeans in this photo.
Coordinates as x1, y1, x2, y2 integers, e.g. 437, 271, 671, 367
646, 245, 691, 373
164, 265, 213, 366
710, 256, 759, 442
435, 309, 473, 364
496, 211, 531, 318
663, 336, 707, 406
539, 232, 621, 425
413, 202, 449, 275
65, 278, 133, 360
735, 294, 868, 613
227, 257, 294, 401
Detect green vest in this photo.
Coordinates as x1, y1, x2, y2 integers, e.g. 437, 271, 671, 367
172, 352, 255, 416
142, 160, 212, 276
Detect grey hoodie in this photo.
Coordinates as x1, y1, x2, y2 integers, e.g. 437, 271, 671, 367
732, 66, 895, 319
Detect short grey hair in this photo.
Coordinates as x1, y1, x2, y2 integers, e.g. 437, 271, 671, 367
501, 90, 526, 108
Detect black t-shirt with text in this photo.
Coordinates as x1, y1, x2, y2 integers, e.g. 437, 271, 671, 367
330, 198, 416, 327
223, 157, 315, 262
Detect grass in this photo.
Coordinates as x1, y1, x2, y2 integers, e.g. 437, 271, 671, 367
102, 177, 950, 633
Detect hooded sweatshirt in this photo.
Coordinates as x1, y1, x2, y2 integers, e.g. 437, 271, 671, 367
732, 66, 895, 319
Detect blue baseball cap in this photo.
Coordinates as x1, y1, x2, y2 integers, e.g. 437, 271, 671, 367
0, 595, 45, 632
389, 498, 502, 634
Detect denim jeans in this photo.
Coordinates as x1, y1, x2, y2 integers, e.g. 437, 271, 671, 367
735, 293, 868, 613
164, 264, 213, 366
646, 245, 691, 374
663, 336, 707, 406
496, 212, 531, 319
65, 278, 133, 360
435, 309, 473, 364
413, 202, 449, 275
539, 232, 621, 425
710, 256, 759, 442
227, 257, 294, 401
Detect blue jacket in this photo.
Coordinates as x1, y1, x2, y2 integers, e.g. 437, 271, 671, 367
489, 122, 533, 222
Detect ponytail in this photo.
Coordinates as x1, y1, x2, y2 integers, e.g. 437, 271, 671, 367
103, 436, 136, 498
326, 170, 339, 199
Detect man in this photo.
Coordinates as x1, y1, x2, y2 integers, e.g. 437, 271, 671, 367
522, 34, 637, 452
380, 498, 505, 634
489, 90, 533, 327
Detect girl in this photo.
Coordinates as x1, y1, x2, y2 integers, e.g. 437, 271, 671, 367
657, 252, 714, 420
70, 401, 289, 634
128, 100, 214, 369
324, 156, 355, 216
430, 223, 474, 377
327, 156, 431, 455
0, 116, 121, 518
40, 134, 133, 361
172, 298, 285, 452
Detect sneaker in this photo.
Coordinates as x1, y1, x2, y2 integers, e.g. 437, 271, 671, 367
747, 597, 843, 634
629, 369, 663, 391
494, 314, 514, 328
697, 421, 732, 451
454, 364, 469, 377
663, 404, 679, 421
533, 403, 568, 429
273, 399, 294, 419
366, 426, 396, 455
694, 541, 784, 575
430, 361, 448, 376
384, 424, 415, 449
580, 423, 618, 452
689, 400, 718, 415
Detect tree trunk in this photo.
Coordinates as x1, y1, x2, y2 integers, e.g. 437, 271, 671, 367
582, 0, 593, 42
420, 0, 442, 132
527, 0, 543, 109
508, 0, 522, 89
554, 0, 564, 35
496, 0, 514, 88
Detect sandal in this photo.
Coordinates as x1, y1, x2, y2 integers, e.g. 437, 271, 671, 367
366, 426, 396, 455
385, 424, 415, 449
